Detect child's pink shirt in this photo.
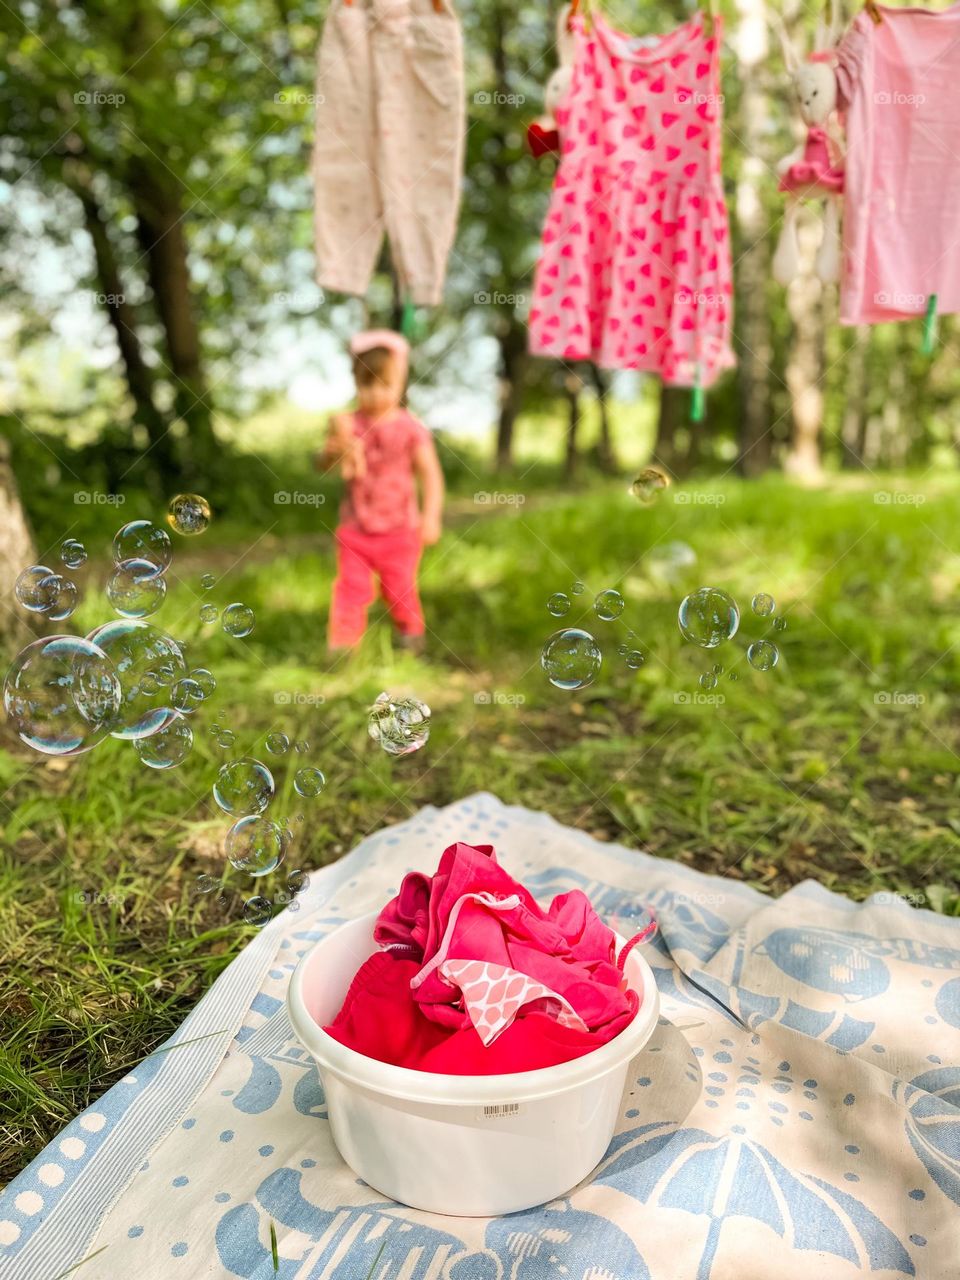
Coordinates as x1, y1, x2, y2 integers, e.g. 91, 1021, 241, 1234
339, 408, 432, 535
836, 5, 960, 325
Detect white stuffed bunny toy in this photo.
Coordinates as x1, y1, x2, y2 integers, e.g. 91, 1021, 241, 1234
772, 0, 845, 285
527, 5, 575, 157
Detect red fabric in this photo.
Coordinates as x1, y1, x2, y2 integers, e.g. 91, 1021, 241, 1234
324, 841, 640, 1075
328, 524, 424, 648
527, 120, 560, 157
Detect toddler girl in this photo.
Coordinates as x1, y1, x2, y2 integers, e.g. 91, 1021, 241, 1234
319, 330, 443, 653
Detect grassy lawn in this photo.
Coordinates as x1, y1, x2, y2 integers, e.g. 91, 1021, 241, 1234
3, 466, 960, 1182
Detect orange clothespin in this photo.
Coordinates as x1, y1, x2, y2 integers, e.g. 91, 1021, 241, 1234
567, 0, 580, 32
865, 0, 883, 24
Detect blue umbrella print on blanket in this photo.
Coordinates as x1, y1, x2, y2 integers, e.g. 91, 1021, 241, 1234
595, 1124, 915, 1280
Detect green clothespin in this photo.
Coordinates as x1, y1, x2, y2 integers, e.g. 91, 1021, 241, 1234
921, 293, 938, 355
690, 363, 705, 423
400, 297, 417, 340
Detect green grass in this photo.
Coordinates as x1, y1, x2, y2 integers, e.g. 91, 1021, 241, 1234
3, 467, 960, 1183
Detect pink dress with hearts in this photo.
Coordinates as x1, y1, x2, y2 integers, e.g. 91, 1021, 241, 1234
529, 11, 735, 387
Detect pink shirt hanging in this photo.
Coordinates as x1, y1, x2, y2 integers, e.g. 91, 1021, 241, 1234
836, 4, 960, 325
528, 11, 735, 387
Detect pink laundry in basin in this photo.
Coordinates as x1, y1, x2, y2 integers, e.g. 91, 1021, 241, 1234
324, 841, 648, 1073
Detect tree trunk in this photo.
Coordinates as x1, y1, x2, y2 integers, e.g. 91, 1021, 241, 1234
654, 385, 687, 473
0, 439, 36, 652
784, 213, 825, 480
590, 364, 617, 472
732, 0, 774, 476
564, 372, 583, 480
495, 323, 526, 471
840, 325, 869, 468
64, 161, 178, 485
130, 160, 216, 474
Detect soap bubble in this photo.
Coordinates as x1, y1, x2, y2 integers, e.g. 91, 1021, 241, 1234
167, 493, 211, 536
44, 575, 79, 622
747, 640, 779, 671
113, 521, 171, 577
712, 663, 723, 675
625, 649, 644, 669
225, 815, 283, 875
242, 895, 273, 928
200, 573, 216, 590
213, 757, 275, 815
60, 539, 87, 569
699, 671, 718, 691
194, 873, 220, 895
87, 620, 187, 740
728, 671, 740, 682
594, 589, 624, 621
646, 541, 696, 585
199, 603, 219, 624
134, 715, 193, 768
265, 732, 289, 755
547, 593, 571, 618
217, 730, 236, 748
171, 677, 204, 714
294, 739, 309, 754
4, 635, 121, 756
571, 580, 585, 595
190, 667, 216, 699
222, 603, 255, 638
541, 628, 602, 690
107, 559, 167, 619
752, 592, 775, 617
367, 693, 431, 756
294, 766, 325, 798
678, 588, 740, 649
631, 467, 670, 504
15, 565, 59, 613
617, 643, 628, 656
773, 616, 787, 632
287, 868, 309, 895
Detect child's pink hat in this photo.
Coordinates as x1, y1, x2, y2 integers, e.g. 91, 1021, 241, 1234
349, 329, 410, 376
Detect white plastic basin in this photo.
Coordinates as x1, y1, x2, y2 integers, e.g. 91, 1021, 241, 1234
287, 909, 660, 1216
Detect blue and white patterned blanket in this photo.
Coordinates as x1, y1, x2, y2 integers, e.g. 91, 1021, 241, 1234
2, 794, 959, 1279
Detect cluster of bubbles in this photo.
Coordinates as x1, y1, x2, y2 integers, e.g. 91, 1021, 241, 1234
367, 692, 431, 756
675, 586, 786, 684
541, 583, 645, 691
14, 536, 90, 622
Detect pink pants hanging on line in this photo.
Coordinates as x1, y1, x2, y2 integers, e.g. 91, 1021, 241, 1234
329, 524, 424, 648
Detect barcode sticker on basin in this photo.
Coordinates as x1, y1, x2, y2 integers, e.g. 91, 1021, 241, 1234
479, 1103, 521, 1120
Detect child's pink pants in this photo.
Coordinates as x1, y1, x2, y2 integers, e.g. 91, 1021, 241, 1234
329, 524, 424, 648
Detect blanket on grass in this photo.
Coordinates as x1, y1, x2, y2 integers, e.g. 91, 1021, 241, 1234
2, 793, 959, 1279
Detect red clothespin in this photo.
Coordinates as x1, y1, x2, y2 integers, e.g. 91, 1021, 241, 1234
567, 0, 579, 32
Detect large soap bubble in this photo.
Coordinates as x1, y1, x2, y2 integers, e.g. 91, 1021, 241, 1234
134, 716, 194, 768
112, 521, 171, 577
44, 575, 79, 622
213, 758, 275, 815
167, 493, 211, 536
678, 588, 740, 649
540, 628, 602, 690
87, 619, 187, 740
107, 559, 167, 618
225, 815, 283, 875
3, 635, 121, 756
15, 565, 59, 613
367, 693, 431, 756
